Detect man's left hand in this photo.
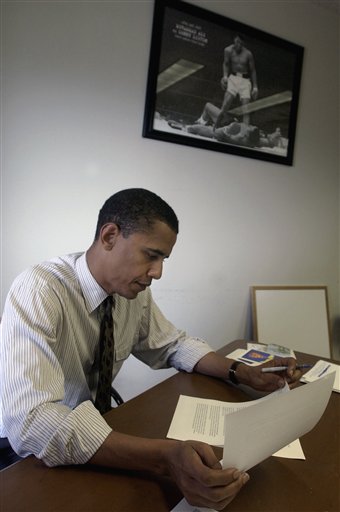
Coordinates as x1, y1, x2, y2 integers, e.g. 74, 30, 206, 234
236, 357, 301, 392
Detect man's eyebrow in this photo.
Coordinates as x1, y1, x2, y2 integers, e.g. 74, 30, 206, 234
146, 248, 169, 258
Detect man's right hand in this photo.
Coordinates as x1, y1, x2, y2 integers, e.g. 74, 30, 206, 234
90, 431, 249, 510
165, 439, 249, 510
220, 76, 228, 91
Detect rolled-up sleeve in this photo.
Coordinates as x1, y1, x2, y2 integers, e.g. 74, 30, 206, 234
27, 401, 112, 466
132, 289, 213, 372
167, 335, 213, 372
0, 270, 112, 467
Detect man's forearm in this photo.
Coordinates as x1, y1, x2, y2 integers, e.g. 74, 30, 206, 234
88, 430, 177, 475
193, 351, 234, 381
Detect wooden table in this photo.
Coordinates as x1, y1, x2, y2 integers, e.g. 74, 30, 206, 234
1, 340, 339, 511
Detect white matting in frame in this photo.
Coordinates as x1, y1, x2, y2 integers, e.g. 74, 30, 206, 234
251, 286, 332, 358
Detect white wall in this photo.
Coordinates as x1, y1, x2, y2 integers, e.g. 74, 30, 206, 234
1, 0, 339, 401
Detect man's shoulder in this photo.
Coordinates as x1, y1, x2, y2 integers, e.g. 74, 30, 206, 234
245, 47, 253, 55
12, 253, 83, 289
224, 44, 233, 54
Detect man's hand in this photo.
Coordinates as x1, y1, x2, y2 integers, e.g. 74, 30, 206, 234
165, 440, 249, 510
220, 76, 228, 91
237, 357, 302, 392
251, 86, 258, 100
89, 431, 248, 510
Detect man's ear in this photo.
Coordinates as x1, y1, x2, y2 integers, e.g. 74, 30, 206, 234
100, 223, 121, 250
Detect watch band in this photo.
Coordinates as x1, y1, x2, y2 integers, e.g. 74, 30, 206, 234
229, 361, 242, 385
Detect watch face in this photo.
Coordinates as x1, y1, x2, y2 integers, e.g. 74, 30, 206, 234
229, 363, 240, 385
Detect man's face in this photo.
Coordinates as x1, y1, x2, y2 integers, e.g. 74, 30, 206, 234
100, 220, 177, 299
233, 37, 244, 53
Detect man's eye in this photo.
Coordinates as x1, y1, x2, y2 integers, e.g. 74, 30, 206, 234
146, 252, 158, 260
146, 252, 166, 262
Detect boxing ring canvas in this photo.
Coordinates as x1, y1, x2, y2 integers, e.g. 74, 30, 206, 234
143, 0, 304, 166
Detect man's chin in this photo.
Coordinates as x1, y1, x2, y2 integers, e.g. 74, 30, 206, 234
120, 288, 142, 300
114, 283, 147, 300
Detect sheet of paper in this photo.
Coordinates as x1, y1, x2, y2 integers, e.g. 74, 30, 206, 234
171, 498, 216, 512
223, 372, 335, 471
167, 385, 288, 446
167, 389, 304, 459
273, 438, 305, 459
300, 360, 340, 392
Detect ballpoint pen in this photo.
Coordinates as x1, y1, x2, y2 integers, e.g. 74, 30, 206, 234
261, 364, 313, 373
317, 364, 331, 378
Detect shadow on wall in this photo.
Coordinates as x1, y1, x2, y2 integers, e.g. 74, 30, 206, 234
244, 295, 253, 341
113, 355, 177, 402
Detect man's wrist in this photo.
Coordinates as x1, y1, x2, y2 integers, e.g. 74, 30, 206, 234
228, 361, 243, 385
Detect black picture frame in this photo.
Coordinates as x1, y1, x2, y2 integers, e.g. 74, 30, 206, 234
143, 0, 304, 166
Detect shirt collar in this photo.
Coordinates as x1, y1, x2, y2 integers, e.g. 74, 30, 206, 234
75, 252, 108, 313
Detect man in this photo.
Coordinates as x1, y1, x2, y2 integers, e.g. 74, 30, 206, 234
170, 102, 285, 150
0, 189, 299, 510
169, 102, 261, 148
213, 34, 258, 127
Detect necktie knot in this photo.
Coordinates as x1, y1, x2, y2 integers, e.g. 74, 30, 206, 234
100, 295, 114, 320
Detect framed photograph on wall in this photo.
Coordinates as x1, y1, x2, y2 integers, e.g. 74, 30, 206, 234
143, 0, 304, 166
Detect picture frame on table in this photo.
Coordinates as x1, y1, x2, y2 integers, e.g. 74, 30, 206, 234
142, 0, 304, 166
251, 286, 332, 358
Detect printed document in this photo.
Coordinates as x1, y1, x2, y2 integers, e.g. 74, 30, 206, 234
167, 386, 288, 446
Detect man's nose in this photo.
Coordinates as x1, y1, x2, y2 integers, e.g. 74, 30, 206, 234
147, 260, 163, 280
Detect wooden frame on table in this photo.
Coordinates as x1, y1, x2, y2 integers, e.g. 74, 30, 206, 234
251, 286, 332, 358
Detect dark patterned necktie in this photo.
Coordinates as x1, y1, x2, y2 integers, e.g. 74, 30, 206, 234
94, 295, 114, 414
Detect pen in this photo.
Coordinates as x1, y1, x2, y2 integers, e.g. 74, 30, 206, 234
317, 364, 330, 378
261, 364, 313, 373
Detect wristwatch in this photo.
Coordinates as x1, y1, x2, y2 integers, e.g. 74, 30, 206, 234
228, 361, 243, 385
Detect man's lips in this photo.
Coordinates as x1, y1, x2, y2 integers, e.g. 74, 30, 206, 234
135, 281, 152, 289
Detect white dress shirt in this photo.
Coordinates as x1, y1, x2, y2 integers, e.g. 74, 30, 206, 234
0, 252, 212, 466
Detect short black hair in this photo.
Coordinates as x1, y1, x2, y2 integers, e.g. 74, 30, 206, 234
94, 188, 179, 240
233, 34, 245, 43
